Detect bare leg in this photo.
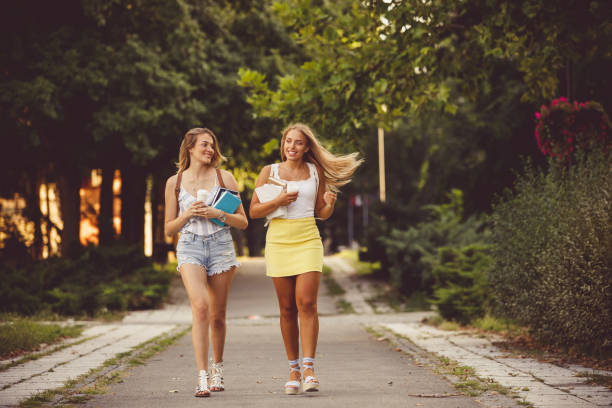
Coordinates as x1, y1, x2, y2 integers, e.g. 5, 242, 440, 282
272, 276, 300, 382
180, 264, 210, 372
208, 266, 236, 363
295, 272, 321, 381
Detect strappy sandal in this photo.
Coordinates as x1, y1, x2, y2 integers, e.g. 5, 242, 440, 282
194, 369, 210, 397
210, 360, 224, 392
302, 357, 319, 392
284, 359, 301, 395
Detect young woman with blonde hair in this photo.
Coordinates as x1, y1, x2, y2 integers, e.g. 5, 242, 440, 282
250, 123, 362, 394
165, 127, 248, 397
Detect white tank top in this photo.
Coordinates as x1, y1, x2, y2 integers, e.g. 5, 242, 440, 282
270, 162, 319, 219
178, 173, 226, 236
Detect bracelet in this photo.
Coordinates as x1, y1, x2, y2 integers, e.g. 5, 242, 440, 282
218, 210, 227, 223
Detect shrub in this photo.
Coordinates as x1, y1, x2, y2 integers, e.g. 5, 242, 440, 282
0, 243, 172, 316
430, 244, 493, 324
490, 149, 612, 354
378, 189, 488, 294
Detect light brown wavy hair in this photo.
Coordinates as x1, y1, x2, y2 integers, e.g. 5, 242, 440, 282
281, 123, 363, 192
176, 127, 226, 172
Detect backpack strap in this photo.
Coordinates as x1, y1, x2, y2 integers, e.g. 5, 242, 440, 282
216, 168, 226, 188
175, 171, 183, 217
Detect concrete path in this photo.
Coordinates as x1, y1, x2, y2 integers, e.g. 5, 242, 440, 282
383, 323, 611, 407
1, 256, 610, 407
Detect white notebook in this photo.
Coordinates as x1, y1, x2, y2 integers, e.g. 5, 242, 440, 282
255, 184, 287, 225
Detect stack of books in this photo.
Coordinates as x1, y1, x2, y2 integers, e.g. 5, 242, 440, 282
205, 186, 241, 227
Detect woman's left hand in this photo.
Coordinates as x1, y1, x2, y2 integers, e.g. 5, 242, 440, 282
323, 191, 337, 208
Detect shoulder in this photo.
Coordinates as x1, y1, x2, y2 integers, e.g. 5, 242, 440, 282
258, 164, 273, 177
311, 162, 324, 178
219, 168, 233, 179
218, 168, 239, 190
166, 174, 178, 188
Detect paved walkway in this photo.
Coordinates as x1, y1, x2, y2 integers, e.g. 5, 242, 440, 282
0, 256, 610, 407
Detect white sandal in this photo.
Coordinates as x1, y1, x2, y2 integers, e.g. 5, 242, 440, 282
302, 357, 319, 392
195, 369, 210, 397
285, 359, 301, 395
210, 360, 224, 392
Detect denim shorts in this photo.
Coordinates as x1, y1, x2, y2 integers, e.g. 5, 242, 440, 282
176, 228, 240, 276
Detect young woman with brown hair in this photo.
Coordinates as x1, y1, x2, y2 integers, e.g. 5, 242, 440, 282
165, 127, 248, 397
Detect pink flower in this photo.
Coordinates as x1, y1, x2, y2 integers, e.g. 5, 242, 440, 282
559, 96, 568, 102
535, 112, 541, 119
552, 99, 559, 106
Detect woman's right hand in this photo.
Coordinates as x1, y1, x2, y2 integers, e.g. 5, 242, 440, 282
183, 201, 206, 219
275, 190, 299, 206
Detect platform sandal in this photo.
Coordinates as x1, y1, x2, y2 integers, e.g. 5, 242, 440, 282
210, 360, 224, 392
194, 369, 210, 397
285, 359, 301, 395
302, 357, 319, 392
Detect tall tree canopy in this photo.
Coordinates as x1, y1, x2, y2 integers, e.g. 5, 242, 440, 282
240, 0, 612, 137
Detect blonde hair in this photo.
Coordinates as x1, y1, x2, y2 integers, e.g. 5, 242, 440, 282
176, 127, 226, 172
281, 123, 363, 192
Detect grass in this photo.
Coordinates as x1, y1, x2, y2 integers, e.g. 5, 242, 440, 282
18, 326, 190, 407
471, 314, 525, 336
321, 264, 346, 296
0, 317, 84, 358
376, 325, 522, 403
336, 299, 355, 314
337, 248, 380, 276
0, 335, 98, 374
434, 355, 522, 400
576, 372, 612, 389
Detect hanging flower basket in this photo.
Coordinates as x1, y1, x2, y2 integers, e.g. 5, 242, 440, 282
534, 97, 611, 159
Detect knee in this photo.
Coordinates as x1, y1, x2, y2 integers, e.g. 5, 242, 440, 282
297, 298, 317, 315
210, 313, 226, 330
192, 299, 210, 321
279, 303, 298, 319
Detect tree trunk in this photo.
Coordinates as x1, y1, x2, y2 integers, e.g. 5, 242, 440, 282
120, 164, 146, 250
151, 173, 170, 262
56, 166, 82, 256
22, 171, 44, 259
98, 166, 116, 245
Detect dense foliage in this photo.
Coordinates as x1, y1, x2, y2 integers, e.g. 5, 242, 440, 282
0, 243, 172, 316
430, 244, 493, 325
378, 190, 487, 292
490, 150, 612, 354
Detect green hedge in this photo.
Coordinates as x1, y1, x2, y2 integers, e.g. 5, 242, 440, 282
0, 244, 172, 316
378, 189, 487, 294
490, 150, 612, 354
430, 244, 493, 324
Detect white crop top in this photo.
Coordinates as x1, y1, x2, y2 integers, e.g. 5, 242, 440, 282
178, 173, 226, 236
270, 162, 319, 219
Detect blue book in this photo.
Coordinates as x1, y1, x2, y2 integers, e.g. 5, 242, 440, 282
210, 190, 241, 226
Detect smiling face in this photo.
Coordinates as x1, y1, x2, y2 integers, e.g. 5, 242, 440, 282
283, 129, 310, 162
189, 133, 215, 165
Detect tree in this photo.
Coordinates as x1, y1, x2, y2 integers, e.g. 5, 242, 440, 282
239, 0, 612, 135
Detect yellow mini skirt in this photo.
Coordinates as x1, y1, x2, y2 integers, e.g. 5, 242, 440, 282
265, 217, 323, 277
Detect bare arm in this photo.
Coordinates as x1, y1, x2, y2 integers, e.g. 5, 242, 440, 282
164, 175, 204, 237
249, 165, 298, 219
314, 166, 336, 220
